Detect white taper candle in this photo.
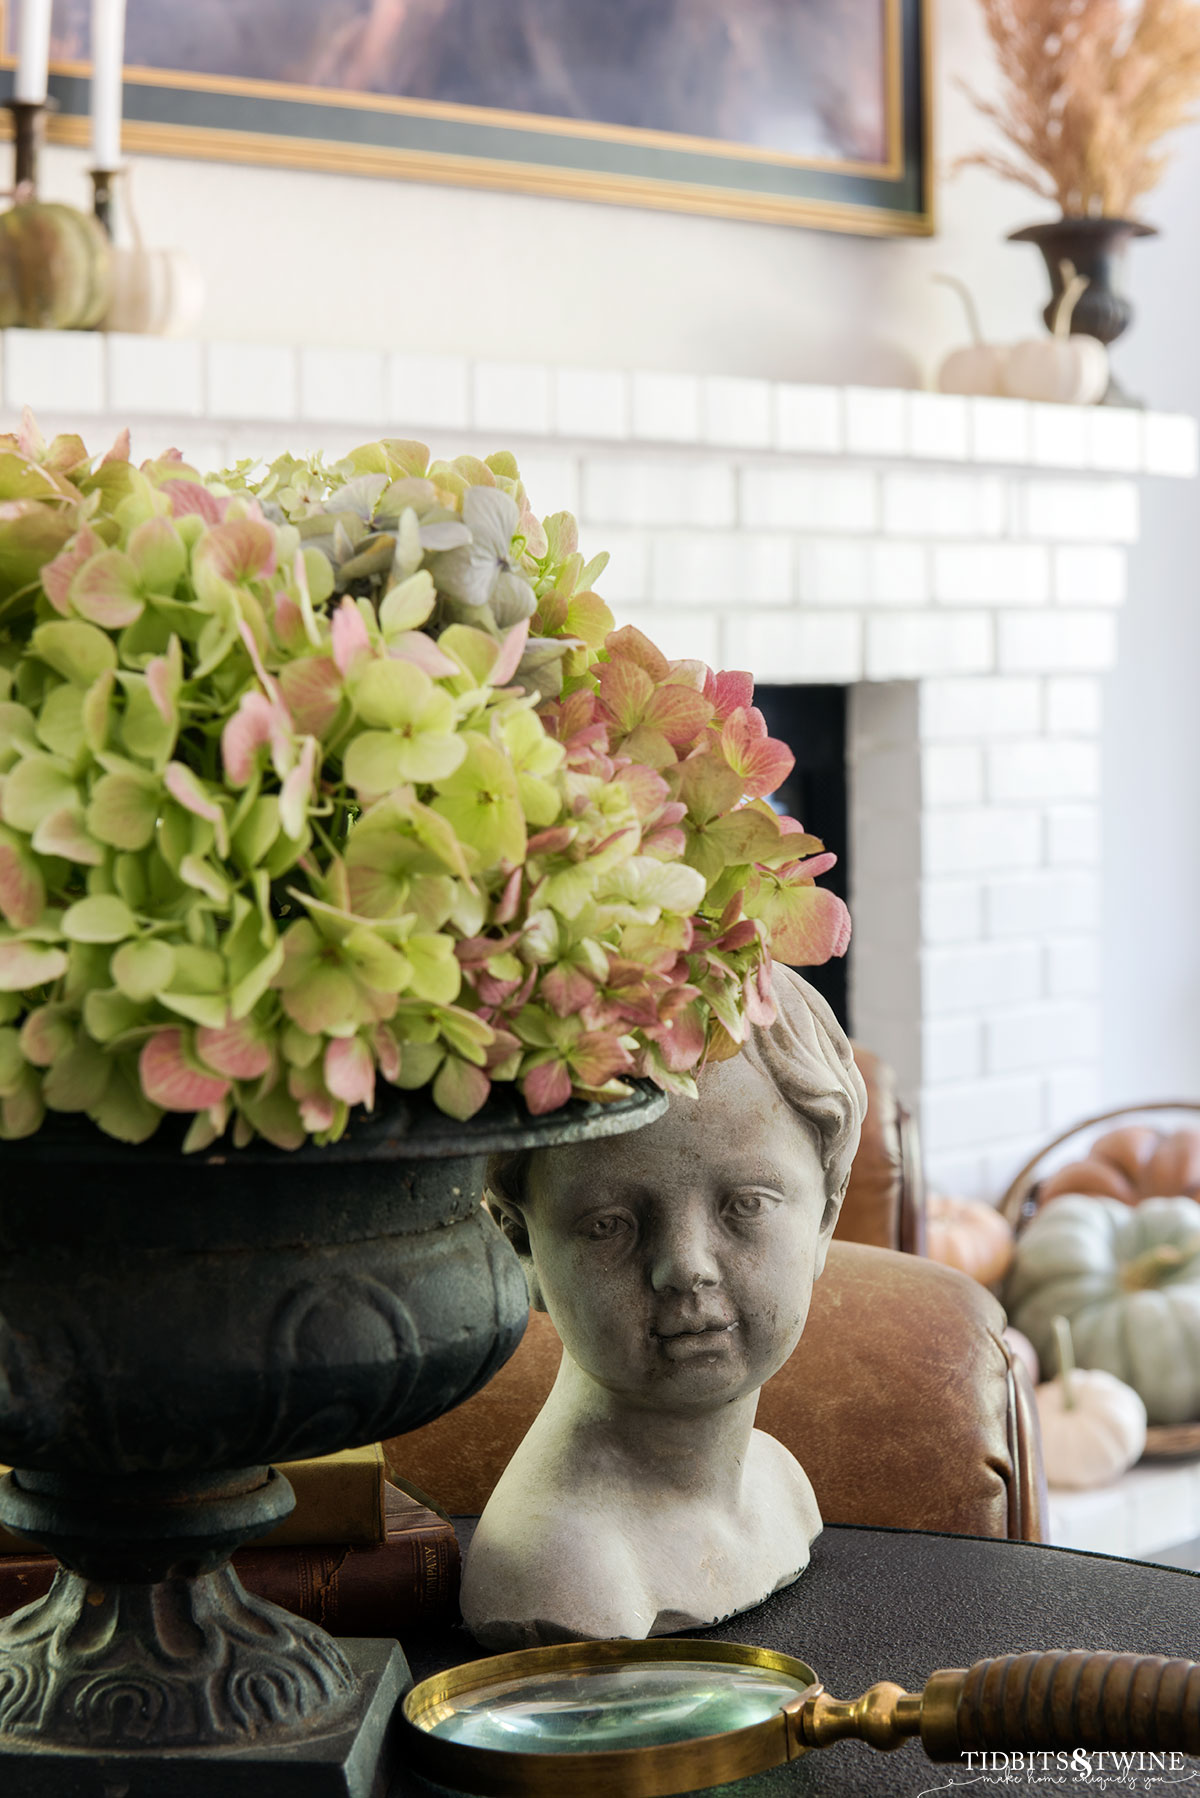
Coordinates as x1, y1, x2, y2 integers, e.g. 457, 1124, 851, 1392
90, 0, 127, 169
14, 0, 52, 105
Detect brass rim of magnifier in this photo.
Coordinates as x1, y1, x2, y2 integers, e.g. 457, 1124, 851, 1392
400, 1637, 822, 1798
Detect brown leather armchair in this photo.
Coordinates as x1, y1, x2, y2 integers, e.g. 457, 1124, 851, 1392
389, 1241, 1047, 1543
836, 1044, 925, 1254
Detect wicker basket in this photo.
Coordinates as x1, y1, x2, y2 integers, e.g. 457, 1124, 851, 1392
999, 1101, 1200, 1459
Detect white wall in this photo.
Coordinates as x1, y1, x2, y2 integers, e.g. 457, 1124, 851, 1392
1103, 140, 1200, 1106
38, 6, 1046, 381
28, 4, 1200, 1110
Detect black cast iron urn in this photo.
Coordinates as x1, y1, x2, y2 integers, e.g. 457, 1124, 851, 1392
0, 1082, 664, 1794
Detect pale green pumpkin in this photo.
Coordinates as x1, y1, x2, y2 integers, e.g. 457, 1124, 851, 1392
1006, 1195, 1200, 1426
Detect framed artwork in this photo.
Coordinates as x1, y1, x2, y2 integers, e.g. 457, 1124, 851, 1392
3, 0, 932, 236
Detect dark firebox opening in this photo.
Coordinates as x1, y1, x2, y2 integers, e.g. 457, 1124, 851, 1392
752, 686, 849, 1034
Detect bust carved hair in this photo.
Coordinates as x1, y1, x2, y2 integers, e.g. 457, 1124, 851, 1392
463, 968, 866, 1648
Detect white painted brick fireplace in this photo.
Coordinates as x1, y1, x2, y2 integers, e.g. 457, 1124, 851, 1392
4, 330, 1194, 1201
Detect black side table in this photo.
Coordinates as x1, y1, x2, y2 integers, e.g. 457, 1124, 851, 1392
396, 1522, 1200, 1797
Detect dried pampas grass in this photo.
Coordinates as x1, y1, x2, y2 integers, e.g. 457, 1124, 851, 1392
962, 0, 1200, 217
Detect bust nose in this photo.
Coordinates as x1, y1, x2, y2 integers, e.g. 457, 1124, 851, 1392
648, 1204, 720, 1294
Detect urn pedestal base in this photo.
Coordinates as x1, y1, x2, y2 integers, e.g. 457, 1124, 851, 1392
0, 1636, 408, 1798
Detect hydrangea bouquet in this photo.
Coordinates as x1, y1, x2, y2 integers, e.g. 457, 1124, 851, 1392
0, 418, 849, 1151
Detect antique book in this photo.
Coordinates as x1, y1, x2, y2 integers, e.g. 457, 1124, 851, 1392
0, 1483, 460, 1635
0, 1444, 389, 1554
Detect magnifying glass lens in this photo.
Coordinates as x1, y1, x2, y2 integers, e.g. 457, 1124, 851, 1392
423, 1658, 813, 1754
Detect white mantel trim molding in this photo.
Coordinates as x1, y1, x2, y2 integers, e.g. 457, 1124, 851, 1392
3, 329, 1195, 1201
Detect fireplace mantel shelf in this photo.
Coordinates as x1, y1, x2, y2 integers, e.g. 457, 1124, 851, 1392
0, 328, 1194, 482
1, 331, 1194, 1201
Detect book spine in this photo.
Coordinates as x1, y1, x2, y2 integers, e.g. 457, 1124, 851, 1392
0, 1527, 460, 1635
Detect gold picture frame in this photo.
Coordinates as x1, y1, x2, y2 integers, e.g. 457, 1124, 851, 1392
4, 0, 933, 237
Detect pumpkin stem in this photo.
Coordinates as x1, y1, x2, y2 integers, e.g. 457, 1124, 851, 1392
933, 273, 985, 347
1053, 260, 1091, 339
1119, 1236, 1200, 1291
1052, 1314, 1077, 1410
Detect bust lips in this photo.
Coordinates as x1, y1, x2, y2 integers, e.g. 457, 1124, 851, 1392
651, 1317, 740, 1359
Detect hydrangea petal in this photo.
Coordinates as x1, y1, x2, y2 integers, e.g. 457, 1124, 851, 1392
140, 1028, 232, 1113
324, 1035, 375, 1109
0, 941, 67, 990
197, 1017, 273, 1081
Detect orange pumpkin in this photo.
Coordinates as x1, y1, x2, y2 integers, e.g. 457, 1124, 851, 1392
926, 1192, 1014, 1286
1039, 1126, 1200, 1209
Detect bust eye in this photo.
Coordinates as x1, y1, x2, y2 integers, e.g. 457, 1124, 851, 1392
581, 1213, 632, 1242
723, 1190, 778, 1222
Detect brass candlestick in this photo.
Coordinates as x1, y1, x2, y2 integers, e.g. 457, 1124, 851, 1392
7, 98, 48, 197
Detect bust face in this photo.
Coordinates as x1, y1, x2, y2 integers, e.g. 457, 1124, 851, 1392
518, 1051, 834, 1415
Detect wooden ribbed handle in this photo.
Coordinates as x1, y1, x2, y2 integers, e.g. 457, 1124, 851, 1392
920, 1651, 1200, 1761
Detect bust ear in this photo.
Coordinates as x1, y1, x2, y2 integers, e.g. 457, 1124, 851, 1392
813, 1176, 848, 1282
484, 1193, 547, 1312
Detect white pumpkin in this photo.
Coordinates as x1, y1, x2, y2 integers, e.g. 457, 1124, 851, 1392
1003, 1324, 1039, 1387
1034, 1316, 1146, 1489
102, 245, 205, 337
934, 274, 1008, 397
1003, 261, 1109, 405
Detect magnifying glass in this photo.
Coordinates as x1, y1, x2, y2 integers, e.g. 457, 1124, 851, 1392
402, 1637, 1200, 1797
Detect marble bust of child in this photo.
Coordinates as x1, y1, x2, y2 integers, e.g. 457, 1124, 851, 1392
461, 968, 866, 1649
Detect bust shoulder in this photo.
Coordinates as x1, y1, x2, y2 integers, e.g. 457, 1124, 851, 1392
462, 1505, 653, 1648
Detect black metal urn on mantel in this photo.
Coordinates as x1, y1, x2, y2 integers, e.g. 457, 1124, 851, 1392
0, 1083, 665, 1796
1009, 215, 1157, 405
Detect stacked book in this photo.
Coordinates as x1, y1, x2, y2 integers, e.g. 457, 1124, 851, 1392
0, 1446, 460, 1635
